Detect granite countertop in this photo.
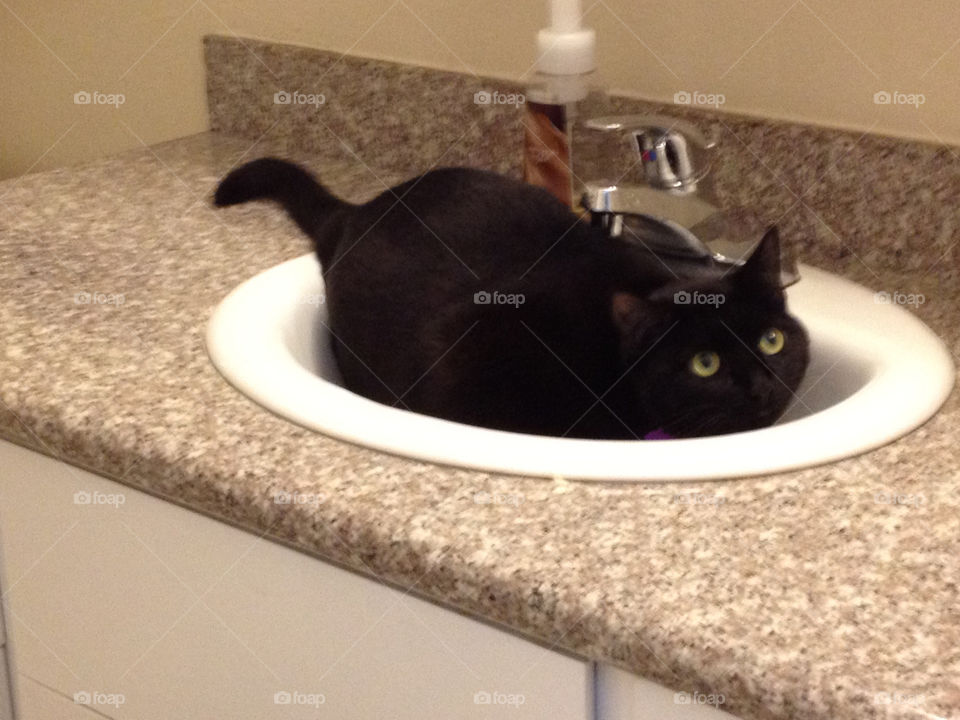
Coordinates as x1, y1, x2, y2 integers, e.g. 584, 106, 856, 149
1, 131, 958, 720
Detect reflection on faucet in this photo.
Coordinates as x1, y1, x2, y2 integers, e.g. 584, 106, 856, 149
581, 115, 799, 286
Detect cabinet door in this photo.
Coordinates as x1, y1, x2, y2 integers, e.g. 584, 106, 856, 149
0, 652, 13, 720
0, 439, 592, 720
597, 664, 741, 720
14, 675, 92, 720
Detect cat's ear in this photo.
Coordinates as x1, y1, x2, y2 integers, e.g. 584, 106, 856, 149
737, 226, 782, 292
611, 292, 646, 335
611, 292, 672, 338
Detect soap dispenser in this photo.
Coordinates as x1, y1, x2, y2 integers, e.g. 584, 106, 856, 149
522, 0, 600, 209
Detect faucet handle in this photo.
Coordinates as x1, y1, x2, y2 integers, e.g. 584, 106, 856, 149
584, 115, 717, 194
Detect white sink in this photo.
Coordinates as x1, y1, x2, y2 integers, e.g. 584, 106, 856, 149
206, 254, 954, 482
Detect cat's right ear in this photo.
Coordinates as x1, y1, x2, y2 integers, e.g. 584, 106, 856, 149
737, 226, 782, 292
611, 292, 649, 335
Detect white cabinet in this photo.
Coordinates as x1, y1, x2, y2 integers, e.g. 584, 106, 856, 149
0, 536, 15, 720
597, 664, 740, 720
0, 653, 12, 720
0, 437, 750, 720
0, 439, 592, 720
14, 677, 92, 720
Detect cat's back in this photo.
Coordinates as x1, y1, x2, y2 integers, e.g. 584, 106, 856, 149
379, 167, 564, 218
354, 167, 595, 270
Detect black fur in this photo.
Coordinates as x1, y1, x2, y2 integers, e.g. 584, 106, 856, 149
215, 158, 809, 439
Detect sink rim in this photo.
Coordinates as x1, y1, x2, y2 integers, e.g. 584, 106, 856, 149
206, 254, 955, 482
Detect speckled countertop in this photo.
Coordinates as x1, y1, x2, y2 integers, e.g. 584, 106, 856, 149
1, 132, 958, 720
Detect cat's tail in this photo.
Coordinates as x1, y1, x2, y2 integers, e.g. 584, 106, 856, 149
214, 157, 346, 248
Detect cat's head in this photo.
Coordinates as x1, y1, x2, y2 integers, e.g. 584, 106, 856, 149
612, 228, 810, 437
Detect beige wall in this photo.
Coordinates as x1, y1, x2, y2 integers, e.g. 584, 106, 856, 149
3, 0, 960, 179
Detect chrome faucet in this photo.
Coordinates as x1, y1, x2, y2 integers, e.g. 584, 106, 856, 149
580, 114, 799, 284
587, 115, 716, 194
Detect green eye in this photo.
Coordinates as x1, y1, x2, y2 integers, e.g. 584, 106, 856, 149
758, 328, 785, 355
690, 351, 720, 377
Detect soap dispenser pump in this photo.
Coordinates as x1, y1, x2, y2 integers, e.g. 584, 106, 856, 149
523, 0, 598, 209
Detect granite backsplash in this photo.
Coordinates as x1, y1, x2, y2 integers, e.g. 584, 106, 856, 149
205, 34, 958, 284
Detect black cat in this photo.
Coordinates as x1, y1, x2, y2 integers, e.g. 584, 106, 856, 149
215, 158, 809, 439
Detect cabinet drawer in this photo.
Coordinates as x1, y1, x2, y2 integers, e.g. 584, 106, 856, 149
0, 439, 592, 720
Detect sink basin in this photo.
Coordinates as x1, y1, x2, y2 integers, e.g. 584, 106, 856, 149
206, 254, 954, 481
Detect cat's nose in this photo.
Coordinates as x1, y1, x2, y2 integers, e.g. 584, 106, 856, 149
749, 377, 774, 405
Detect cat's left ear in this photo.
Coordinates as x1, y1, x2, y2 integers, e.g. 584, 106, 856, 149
611, 292, 671, 340
737, 226, 782, 292
611, 292, 646, 335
